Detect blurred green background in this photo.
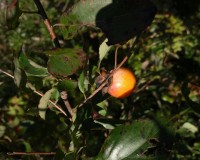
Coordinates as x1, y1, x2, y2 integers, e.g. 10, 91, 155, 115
0, 0, 200, 159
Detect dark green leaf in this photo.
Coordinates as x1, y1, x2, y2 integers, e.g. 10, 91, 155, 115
19, 53, 48, 77
57, 79, 77, 92
60, 0, 112, 39
96, 120, 159, 160
60, 14, 80, 39
61, 0, 156, 45
47, 48, 86, 78
96, 0, 156, 45
0, 125, 6, 138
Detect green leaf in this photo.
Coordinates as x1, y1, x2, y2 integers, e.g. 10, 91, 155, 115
60, 14, 80, 40
94, 120, 115, 130
61, 0, 156, 45
60, 0, 112, 39
13, 55, 23, 87
64, 152, 75, 160
78, 71, 89, 95
13, 51, 28, 89
98, 38, 112, 68
96, 0, 156, 45
8, 117, 20, 128
95, 120, 159, 160
0, 125, 6, 138
57, 79, 77, 92
12, 51, 30, 92
94, 118, 126, 130
182, 81, 200, 115
78, 71, 85, 94
46, 48, 86, 78
182, 122, 198, 133
21, 141, 32, 152
8, 105, 24, 116
19, 53, 48, 77
38, 88, 56, 119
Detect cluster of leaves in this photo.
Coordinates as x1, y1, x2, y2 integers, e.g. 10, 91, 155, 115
0, 0, 200, 160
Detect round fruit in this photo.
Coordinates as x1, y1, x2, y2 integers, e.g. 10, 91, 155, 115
108, 68, 136, 98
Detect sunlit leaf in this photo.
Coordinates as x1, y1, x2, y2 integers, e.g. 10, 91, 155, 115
38, 88, 56, 119
93, 118, 126, 130
98, 38, 112, 68
182, 122, 198, 133
8, 106, 24, 116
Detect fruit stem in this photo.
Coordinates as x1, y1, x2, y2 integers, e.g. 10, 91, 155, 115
114, 46, 120, 69
78, 35, 140, 107
116, 35, 140, 69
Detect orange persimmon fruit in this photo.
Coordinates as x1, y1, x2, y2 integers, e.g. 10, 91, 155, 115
108, 68, 136, 98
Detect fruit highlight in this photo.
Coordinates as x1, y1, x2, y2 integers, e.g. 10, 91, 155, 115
108, 68, 136, 98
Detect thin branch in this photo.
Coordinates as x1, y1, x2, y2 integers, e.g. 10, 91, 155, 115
34, 90, 67, 116
78, 79, 108, 108
134, 78, 154, 93
190, 82, 200, 88
60, 91, 73, 117
0, 69, 14, 79
116, 35, 140, 69
0, 68, 67, 116
7, 152, 56, 156
169, 108, 190, 122
33, 0, 60, 48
